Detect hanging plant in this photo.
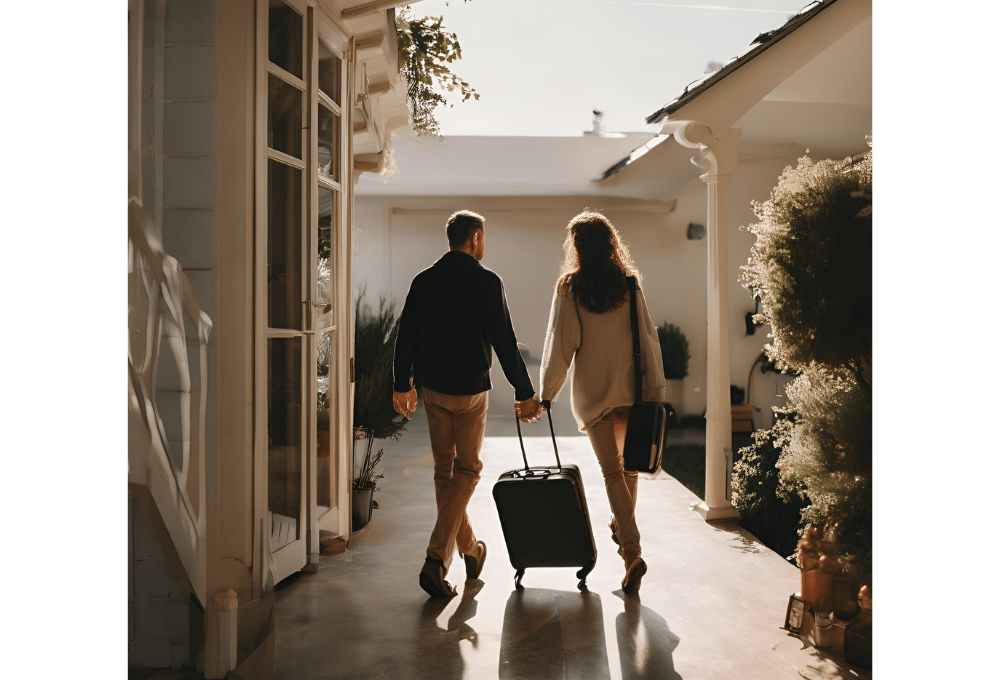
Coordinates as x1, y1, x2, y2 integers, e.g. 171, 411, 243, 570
396, 6, 479, 137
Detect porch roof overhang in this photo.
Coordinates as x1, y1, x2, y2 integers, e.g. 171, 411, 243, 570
654, 0, 872, 147
645, 0, 847, 127
596, 0, 871, 195
355, 131, 662, 198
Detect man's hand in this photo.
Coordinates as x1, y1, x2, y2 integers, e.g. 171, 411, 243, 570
392, 387, 418, 420
515, 396, 542, 423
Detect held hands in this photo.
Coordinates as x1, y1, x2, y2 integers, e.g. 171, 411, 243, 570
515, 396, 544, 423
392, 387, 418, 420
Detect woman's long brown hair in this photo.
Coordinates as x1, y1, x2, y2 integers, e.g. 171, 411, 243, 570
557, 211, 639, 314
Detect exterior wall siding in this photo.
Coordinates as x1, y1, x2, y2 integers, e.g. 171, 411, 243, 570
129, 492, 196, 667
130, 0, 218, 671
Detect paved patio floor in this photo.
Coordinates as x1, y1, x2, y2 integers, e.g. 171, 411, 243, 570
274, 399, 872, 680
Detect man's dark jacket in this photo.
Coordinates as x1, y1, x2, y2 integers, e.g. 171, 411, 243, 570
393, 251, 535, 401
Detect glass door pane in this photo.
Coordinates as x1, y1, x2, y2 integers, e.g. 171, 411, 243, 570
267, 159, 303, 329
318, 105, 340, 183
268, 0, 303, 78
318, 40, 341, 106
268, 337, 303, 552
318, 186, 336, 264
316, 186, 337, 514
268, 73, 304, 159
316, 326, 334, 512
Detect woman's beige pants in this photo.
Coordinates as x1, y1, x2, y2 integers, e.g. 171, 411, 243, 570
585, 406, 640, 560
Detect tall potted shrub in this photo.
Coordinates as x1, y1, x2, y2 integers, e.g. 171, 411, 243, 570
740, 136, 872, 654
657, 323, 689, 421
352, 293, 407, 530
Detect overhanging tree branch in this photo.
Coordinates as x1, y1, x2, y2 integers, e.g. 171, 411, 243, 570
396, 6, 479, 137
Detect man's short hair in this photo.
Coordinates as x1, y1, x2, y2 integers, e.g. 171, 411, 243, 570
446, 210, 485, 247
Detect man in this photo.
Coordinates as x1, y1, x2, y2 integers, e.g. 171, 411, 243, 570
392, 210, 542, 598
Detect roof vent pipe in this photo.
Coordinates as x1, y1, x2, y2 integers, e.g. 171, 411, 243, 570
584, 110, 606, 137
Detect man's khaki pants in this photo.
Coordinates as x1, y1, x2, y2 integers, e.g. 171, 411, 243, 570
423, 387, 488, 573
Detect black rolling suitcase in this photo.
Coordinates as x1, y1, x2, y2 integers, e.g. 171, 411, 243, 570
492, 402, 597, 590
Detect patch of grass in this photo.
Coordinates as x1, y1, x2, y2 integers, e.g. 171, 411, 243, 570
660, 435, 753, 501
660, 444, 708, 500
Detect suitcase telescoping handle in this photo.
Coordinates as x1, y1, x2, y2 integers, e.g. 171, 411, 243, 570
514, 400, 561, 471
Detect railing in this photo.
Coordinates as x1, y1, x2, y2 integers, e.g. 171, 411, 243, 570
128, 196, 212, 607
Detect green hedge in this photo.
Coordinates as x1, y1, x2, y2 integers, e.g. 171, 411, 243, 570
731, 429, 807, 559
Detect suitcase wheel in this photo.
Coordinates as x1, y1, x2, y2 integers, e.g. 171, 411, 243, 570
514, 569, 525, 590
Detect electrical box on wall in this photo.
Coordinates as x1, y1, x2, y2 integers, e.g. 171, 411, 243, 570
687, 223, 705, 240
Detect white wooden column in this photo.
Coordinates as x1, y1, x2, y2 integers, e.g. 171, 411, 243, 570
698, 127, 740, 520
661, 121, 741, 521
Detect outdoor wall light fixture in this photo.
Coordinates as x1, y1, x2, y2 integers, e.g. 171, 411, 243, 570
745, 350, 779, 407
687, 223, 705, 240
745, 296, 766, 335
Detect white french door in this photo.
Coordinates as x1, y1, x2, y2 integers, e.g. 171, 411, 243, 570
257, 0, 309, 583
312, 16, 352, 545
256, 0, 352, 583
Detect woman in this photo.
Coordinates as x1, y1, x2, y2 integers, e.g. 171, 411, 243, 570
539, 211, 665, 594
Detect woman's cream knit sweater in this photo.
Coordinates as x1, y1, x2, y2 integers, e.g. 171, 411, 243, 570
539, 283, 667, 432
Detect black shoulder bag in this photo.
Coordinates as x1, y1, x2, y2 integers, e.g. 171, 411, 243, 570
622, 276, 668, 473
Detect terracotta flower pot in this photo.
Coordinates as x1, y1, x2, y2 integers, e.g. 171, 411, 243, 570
801, 568, 834, 611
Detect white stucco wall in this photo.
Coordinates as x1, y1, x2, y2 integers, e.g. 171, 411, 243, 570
355, 198, 676, 353
354, 146, 819, 428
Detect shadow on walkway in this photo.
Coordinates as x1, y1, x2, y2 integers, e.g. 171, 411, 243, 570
498, 587, 683, 680
613, 591, 682, 680
408, 580, 484, 680
499, 587, 610, 680
329, 581, 486, 680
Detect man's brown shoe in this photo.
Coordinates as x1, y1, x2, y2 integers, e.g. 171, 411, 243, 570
463, 541, 487, 580
419, 558, 457, 599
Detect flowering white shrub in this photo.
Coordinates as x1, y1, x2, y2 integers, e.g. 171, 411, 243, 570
739, 136, 872, 585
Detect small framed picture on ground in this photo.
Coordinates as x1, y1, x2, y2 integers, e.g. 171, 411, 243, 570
784, 594, 810, 634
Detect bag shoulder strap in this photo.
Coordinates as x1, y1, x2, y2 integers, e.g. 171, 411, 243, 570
627, 276, 642, 403
573, 295, 584, 344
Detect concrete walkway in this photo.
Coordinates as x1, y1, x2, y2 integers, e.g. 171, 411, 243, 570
274, 401, 871, 679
